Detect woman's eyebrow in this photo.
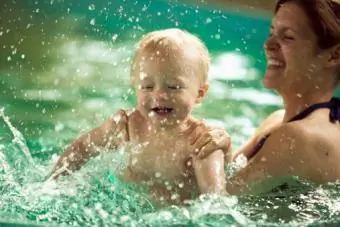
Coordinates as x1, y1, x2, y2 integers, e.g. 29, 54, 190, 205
271, 24, 298, 34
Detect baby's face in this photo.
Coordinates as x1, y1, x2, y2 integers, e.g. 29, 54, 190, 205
133, 50, 204, 128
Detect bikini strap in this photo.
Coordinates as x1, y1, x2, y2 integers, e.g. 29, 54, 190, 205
247, 97, 340, 160
288, 97, 340, 123
329, 97, 340, 123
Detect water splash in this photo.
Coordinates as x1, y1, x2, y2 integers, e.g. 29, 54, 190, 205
0, 108, 34, 165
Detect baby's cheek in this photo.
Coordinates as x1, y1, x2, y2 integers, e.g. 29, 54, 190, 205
176, 103, 192, 116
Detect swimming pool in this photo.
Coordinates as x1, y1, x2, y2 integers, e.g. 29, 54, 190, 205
1, 0, 340, 226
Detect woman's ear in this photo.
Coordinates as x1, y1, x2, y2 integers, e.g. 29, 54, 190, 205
326, 44, 340, 68
196, 84, 209, 104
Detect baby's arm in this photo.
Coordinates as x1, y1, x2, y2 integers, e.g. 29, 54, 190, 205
193, 149, 227, 195
51, 110, 128, 178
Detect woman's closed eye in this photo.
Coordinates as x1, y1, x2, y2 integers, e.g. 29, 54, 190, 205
268, 27, 295, 41
140, 85, 153, 90
282, 34, 295, 41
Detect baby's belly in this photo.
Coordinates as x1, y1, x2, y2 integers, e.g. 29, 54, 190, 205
126, 151, 192, 180
120, 165, 198, 205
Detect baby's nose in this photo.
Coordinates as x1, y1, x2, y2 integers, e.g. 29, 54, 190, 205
154, 89, 169, 100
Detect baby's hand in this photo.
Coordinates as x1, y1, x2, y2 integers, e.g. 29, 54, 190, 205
185, 121, 231, 160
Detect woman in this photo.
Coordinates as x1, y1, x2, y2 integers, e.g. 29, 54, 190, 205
192, 0, 340, 194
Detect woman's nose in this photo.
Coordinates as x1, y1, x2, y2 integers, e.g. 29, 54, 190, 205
264, 35, 280, 51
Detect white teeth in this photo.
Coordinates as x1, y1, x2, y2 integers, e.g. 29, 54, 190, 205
268, 59, 284, 67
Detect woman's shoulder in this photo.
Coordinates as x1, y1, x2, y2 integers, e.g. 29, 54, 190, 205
242, 114, 340, 184
289, 108, 340, 143
255, 109, 285, 137
267, 119, 339, 164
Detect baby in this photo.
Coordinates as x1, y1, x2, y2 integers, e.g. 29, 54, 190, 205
51, 28, 230, 205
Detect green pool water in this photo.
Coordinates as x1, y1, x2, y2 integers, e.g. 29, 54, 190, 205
1, 0, 340, 226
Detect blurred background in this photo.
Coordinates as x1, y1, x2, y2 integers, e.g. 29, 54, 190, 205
189, 0, 274, 12
2, 1, 340, 227
0, 0, 278, 148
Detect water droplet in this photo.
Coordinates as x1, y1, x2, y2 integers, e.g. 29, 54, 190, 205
112, 34, 118, 41
120, 215, 129, 222
90, 18, 95, 25
21, 54, 25, 59
205, 17, 212, 24
171, 193, 179, 200
88, 4, 95, 11
148, 111, 155, 117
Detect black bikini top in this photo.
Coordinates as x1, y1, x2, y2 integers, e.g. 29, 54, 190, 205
248, 97, 340, 160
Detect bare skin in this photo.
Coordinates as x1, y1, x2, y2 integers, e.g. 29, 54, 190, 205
194, 2, 340, 194
52, 109, 227, 205
51, 29, 230, 205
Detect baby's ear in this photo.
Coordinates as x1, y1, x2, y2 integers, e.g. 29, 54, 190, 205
196, 84, 209, 104
326, 44, 340, 68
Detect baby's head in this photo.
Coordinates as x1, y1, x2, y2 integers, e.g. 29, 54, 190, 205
131, 28, 210, 86
130, 28, 210, 127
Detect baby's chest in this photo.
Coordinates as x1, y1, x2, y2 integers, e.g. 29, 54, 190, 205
128, 140, 192, 180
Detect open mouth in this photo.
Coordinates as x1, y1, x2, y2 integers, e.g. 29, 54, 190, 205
151, 107, 174, 116
267, 59, 285, 70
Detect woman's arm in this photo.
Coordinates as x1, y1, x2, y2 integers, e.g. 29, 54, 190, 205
232, 109, 285, 161
50, 110, 129, 178
226, 123, 312, 194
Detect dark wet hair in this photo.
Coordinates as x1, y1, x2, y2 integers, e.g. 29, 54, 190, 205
275, 0, 340, 49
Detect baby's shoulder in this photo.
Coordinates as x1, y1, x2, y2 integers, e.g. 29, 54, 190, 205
110, 108, 141, 121
111, 109, 147, 139
108, 109, 128, 125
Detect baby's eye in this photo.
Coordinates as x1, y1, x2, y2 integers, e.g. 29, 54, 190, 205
168, 85, 183, 90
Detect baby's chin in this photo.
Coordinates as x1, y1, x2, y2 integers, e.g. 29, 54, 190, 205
148, 114, 186, 128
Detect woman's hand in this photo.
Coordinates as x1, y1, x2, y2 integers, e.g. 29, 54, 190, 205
186, 121, 231, 160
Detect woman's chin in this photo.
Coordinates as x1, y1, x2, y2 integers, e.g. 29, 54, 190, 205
263, 77, 276, 88
263, 70, 283, 89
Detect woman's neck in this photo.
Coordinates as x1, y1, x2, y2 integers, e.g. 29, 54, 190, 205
281, 89, 333, 122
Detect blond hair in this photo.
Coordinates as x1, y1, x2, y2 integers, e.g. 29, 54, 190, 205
131, 28, 210, 86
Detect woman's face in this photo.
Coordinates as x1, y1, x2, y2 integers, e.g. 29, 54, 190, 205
263, 2, 327, 92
